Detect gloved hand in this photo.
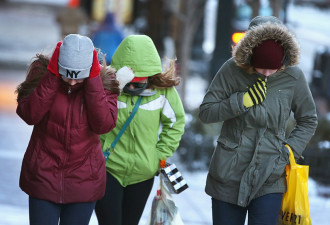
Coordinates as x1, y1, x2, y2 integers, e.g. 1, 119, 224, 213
116, 66, 135, 89
243, 78, 267, 108
88, 49, 101, 78
47, 41, 62, 77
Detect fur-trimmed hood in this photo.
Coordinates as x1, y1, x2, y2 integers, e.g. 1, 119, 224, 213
232, 16, 300, 73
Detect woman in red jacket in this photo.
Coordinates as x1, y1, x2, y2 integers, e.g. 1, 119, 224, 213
15, 34, 119, 225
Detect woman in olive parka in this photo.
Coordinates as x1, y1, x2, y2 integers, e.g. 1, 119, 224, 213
95, 35, 185, 225
199, 16, 318, 225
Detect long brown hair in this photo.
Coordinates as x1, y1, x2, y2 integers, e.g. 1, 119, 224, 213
100, 65, 120, 94
15, 54, 49, 102
148, 58, 180, 89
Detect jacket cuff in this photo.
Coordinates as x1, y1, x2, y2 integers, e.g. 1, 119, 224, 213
230, 92, 247, 116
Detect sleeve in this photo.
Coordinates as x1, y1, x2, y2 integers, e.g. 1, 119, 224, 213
199, 60, 247, 124
286, 69, 318, 157
156, 87, 185, 160
16, 69, 60, 125
100, 133, 106, 150
84, 75, 118, 134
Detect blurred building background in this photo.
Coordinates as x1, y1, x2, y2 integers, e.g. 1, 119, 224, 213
1, 0, 330, 224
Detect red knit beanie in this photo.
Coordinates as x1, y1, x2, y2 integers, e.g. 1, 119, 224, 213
251, 39, 284, 69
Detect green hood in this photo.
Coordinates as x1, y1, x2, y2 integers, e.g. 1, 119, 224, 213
110, 35, 162, 77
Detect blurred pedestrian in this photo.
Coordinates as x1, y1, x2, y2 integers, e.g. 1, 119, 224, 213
94, 34, 185, 225
56, 0, 89, 39
90, 12, 123, 64
15, 34, 119, 225
199, 16, 318, 225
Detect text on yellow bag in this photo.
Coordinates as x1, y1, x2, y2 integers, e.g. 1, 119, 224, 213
278, 145, 312, 225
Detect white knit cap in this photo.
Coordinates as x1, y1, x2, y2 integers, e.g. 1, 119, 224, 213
58, 34, 94, 79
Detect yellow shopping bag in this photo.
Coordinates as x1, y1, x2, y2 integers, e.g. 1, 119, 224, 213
278, 145, 312, 225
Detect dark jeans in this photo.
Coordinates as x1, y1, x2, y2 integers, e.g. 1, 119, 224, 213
95, 172, 154, 225
29, 196, 96, 225
212, 193, 283, 225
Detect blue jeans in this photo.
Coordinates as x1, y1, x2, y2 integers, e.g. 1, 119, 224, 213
29, 196, 96, 225
212, 193, 283, 225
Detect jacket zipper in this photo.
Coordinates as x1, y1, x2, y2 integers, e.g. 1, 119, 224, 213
59, 89, 73, 203
59, 172, 63, 203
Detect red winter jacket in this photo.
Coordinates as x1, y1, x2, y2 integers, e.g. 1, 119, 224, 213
17, 62, 118, 204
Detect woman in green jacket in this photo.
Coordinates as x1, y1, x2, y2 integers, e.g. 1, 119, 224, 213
199, 16, 318, 225
95, 35, 185, 225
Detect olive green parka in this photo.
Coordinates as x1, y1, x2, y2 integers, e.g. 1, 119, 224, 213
199, 16, 318, 207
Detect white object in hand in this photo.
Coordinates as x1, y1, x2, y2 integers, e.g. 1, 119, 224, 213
116, 66, 135, 89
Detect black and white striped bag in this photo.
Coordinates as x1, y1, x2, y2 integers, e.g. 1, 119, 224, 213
160, 163, 188, 194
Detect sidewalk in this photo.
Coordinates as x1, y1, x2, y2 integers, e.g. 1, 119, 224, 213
2, 1, 330, 225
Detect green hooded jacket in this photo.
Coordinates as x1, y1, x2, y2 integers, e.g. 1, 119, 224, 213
199, 16, 318, 207
100, 35, 185, 187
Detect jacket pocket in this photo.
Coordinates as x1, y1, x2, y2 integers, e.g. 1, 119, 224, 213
264, 146, 289, 185
209, 139, 238, 184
